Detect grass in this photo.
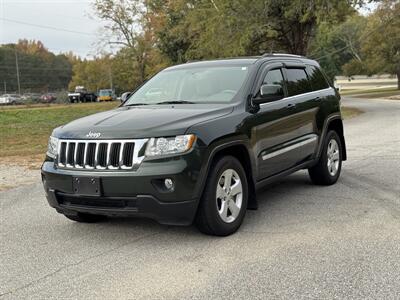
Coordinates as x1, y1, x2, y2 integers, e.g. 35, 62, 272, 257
0, 102, 119, 158
341, 106, 363, 119
341, 87, 399, 98
0, 103, 362, 162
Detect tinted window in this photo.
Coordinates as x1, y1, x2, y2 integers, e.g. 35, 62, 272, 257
263, 69, 284, 86
285, 68, 312, 96
259, 69, 284, 97
307, 65, 330, 90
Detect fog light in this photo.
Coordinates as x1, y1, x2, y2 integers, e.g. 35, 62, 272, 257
164, 178, 174, 191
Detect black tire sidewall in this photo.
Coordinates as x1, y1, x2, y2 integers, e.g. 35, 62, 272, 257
321, 131, 342, 183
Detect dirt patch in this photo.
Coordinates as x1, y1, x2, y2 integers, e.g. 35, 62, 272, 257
0, 163, 40, 191
0, 154, 43, 191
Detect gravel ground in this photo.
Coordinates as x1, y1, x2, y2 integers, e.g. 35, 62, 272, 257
0, 164, 39, 191
0, 97, 399, 299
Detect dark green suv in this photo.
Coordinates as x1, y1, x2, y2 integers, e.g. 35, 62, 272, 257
41, 54, 346, 236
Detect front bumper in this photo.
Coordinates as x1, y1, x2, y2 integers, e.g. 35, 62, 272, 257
41, 154, 204, 225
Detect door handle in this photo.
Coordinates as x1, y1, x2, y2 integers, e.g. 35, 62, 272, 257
287, 103, 296, 109
314, 97, 321, 101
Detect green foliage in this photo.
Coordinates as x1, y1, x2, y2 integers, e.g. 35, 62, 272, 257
361, 0, 400, 88
148, 0, 360, 63
0, 40, 72, 93
309, 14, 367, 80
68, 56, 113, 92
342, 59, 368, 77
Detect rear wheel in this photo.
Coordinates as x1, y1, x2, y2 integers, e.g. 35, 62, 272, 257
308, 130, 342, 185
64, 213, 107, 223
195, 156, 248, 236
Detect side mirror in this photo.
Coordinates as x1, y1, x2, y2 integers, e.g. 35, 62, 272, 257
253, 84, 284, 105
120, 92, 132, 103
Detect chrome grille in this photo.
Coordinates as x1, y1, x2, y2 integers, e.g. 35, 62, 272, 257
56, 139, 148, 171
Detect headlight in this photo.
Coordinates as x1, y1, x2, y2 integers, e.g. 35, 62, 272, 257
145, 135, 196, 157
46, 136, 59, 159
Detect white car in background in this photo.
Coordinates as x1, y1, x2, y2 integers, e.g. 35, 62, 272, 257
0, 94, 21, 105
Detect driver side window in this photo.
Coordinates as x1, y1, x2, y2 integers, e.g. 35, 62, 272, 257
257, 68, 284, 98
263, 69, 284, 86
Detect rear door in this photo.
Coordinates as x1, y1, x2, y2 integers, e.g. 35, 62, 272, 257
279, 63, 321, 164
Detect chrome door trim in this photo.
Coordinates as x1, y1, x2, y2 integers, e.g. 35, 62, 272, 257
259, 87, 332, 107
262, 135, 318, 161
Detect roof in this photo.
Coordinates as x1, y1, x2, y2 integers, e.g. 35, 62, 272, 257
165, 53, 318, 71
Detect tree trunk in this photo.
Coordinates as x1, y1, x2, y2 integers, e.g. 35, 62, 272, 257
397, 64, 400, 90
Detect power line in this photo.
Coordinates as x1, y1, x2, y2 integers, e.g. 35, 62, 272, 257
312, 13, 397, 61
0, 17, 96, 36
0, 66, 72, 71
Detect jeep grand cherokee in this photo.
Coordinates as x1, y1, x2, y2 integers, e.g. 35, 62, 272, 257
41, 54, 346, 236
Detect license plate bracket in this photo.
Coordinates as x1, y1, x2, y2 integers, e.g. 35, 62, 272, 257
72, 177, 101, 196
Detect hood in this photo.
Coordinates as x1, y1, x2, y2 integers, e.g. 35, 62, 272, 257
53, 104, 234, 139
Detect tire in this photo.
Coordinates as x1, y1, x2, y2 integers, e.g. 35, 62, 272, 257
308, 130, 342, 185
64, 212, 107, 223
195, 156, 248, 236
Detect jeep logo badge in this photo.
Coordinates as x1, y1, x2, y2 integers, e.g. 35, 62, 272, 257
86, 131, 101, 138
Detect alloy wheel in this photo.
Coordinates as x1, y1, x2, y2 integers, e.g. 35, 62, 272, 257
216, 169, 243, 223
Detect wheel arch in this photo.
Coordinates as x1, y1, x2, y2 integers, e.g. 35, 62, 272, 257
199, 141, 257, 210
318, 116, 347, 161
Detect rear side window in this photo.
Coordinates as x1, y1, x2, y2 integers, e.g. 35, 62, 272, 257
307, 65, 330, 90
285, 68, 312, 96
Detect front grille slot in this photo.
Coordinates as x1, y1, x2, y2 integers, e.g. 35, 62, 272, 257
86, 143, 96, 167
123, 142, 135, 167
75, 143, 85, 167
109, 143, 121, 167
59, 142, 67, 165
66, 143, 75, 166
56, 138, 148, 171
97, 143, 108, 168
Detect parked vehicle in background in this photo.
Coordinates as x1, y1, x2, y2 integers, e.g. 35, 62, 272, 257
21, 93, 42, 103
68, 86, 97, 103
97, 89, 115, 102
0, 94, 21, 105
40, 93, 57, 103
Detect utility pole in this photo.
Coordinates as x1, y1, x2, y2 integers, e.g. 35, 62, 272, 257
108, 67, 113, 91
3, 81, 6, 94
15, 50, 21, 95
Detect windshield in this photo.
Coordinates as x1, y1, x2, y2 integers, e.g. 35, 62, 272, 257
124, 65, 250, 105
99, 90, 112, 96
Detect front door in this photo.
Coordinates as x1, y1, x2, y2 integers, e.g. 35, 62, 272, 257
251, 62, 319, 180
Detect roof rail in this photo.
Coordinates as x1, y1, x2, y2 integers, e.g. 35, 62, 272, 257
262, 53, 305, 58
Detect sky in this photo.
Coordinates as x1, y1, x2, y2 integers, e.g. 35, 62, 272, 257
0, 0, 110, 58
0, 0, 378, 59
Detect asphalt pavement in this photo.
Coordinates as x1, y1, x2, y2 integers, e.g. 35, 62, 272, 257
1, 97, 399, 299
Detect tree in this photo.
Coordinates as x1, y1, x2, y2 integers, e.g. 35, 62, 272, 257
309, 14, 367, 80
68, 56, 113, 92
361, 0, 400, 89
148, 0, 369, 64
0, 40, 72, 93
94, 0, 162, 83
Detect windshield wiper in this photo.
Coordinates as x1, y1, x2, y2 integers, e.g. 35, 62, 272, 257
156, 100, 195, 105
124, 103, 149, 107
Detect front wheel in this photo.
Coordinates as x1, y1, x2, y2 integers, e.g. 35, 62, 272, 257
195, 156, 248, 236
308, 130, 342, 185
